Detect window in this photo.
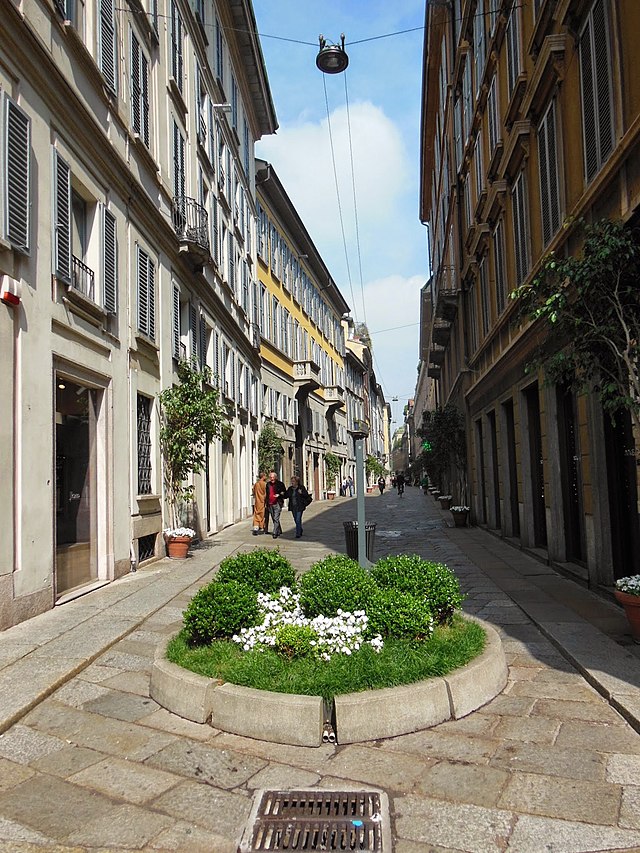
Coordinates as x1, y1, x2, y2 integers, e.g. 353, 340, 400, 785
489, 0, 500, 35
210, 195, 219, 265
103, 208, 117, 313
171, 283, 181, 359
538, 98, 562, 247
53, 150, 72, 283
131, 31, 149, 147
505, 6, 522, 99
99, 0, 117, 93
474, 133, 484, 201
487, 75, 499, 156
579, 0, 614, 183
479, 256, 490, 336
243, 119, 250, 175
512, 170, 530, 286
462, 56, 472, 146
137, 394, 152, 495
137, 245, 155, 339
467, 281, 479, 355
454, 97, 463, 170
170, 0, 183, 93
3, 97, 31, 253
215, 16, 224, 84
172, 120, 185, 199
231, 76, 238, 132
473, 0, 486, 94
493, 218, 507, 315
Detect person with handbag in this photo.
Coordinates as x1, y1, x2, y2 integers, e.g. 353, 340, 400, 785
286, 476, 311, 539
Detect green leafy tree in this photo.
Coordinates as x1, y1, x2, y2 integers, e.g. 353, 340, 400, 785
324, 451, 342, 492
258, 422, 284, 476
365, 455, 384, 483
511, 218, 640, 433
418, 405, 467, 502
159, 361, 225, 529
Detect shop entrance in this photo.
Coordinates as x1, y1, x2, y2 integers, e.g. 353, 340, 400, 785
55, 379, 99, 596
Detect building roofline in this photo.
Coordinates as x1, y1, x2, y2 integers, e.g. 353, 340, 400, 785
230, 0, 278, 138
255, 158, 351, 316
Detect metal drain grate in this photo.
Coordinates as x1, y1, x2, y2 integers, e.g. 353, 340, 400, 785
239, 790, 385, 851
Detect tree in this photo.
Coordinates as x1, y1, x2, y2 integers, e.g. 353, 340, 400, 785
511, 219, 640, 433
324, 451, 342, 492
418, 405, 467, 502
354, 323, 372, 349
258, 422, 284, 476
365, 455, 384, 482
159, 361, 226, 529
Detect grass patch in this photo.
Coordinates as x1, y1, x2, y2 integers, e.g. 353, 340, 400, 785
166, 616, 485, 703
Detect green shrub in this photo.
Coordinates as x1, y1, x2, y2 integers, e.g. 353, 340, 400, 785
299, 555, 375, 617
371, 554, 464, 624
216, 549, 296, 593
274, 624, 318, 659
183, 579, 259, 645
365, 588, 434, 641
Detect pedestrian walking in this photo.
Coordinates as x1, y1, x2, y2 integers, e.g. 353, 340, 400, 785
347, 475, 354, 497
377, 475, 386, 495
251, 472, 267, 535
286, 476, 311, 538
396, 471, 405, 497
265, 470, 286, 538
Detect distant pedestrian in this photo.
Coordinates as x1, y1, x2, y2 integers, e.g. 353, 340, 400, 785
421, 474, 429, 494
396, 472, 405, 497
391, 474, 396, 489
347, 475, 354, 497
251, 472, 267, 535
377, 475, 386, 495
286, 476, 311, 538
265, 471, 286, 538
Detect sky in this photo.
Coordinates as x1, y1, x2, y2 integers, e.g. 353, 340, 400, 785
252, 0, 428, 431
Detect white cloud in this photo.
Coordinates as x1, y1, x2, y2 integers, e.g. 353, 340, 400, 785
256, 101, 413, 281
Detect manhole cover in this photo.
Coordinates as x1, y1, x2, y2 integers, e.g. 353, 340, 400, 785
239, 789, 387, 851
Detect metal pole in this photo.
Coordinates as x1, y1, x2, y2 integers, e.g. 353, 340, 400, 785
355, 437, 371, 568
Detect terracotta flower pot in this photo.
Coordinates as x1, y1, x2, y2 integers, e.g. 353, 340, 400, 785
327, 492, 336, 501
439, 497, 452, 510
166, 535, 192, 559
614, 590, 640, 643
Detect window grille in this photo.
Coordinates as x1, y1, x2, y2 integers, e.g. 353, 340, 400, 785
138, 533, 156, 562
137, 394, 152, 495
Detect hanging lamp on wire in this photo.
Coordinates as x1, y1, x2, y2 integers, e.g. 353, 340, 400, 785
316, 33, 349, 74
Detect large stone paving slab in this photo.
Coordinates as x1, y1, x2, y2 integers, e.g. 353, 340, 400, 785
0, 724, 66, 764
144, 739, 267, 788
151, 779, 251, 839
68, 755, 181, 803
506, 815, 640, 852
64, 802, 173, 848
497, 771, 622, 824
490, 741, 606, 782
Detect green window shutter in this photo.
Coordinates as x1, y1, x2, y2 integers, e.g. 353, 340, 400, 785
53, 149, 71, 283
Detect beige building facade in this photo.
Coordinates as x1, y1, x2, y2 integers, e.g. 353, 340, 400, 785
0, 0, 276, 627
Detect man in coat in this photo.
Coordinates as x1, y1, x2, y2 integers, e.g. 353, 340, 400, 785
265, 470, 286, 538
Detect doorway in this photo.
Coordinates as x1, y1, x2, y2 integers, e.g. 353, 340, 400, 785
55, 378, 99, 596
604, 408, 640, 580
557, 385, 586, 563
524, 384, 547, 548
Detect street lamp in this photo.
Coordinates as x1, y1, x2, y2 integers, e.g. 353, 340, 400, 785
316, 34, 349, 74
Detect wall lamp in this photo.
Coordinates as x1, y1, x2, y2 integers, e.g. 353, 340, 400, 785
316, 34, 349, 74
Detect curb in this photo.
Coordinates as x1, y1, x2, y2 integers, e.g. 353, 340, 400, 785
150, 618, 507, 746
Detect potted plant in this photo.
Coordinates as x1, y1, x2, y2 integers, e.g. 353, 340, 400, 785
614, 576, 640, 643
450, 505, 470, 528
324, 452, 342, 500
159, 360, 226, 558
439, 494, 453, 510
164, 526, 197, 559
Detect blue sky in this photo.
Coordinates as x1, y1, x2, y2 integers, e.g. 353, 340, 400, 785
252, 0, 427, 428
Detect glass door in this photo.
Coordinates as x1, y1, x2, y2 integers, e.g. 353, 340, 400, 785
55, 378, 98, 596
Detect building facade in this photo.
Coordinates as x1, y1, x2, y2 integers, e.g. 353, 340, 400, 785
255, 160, 350, 499
420, 0, 640, 590
0, 0, 276, 627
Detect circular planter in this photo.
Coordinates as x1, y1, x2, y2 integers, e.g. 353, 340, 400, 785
150, 619, 507, 746
614, 590, 640, 643
166, 535, 192, 559
451, 509, 469, 528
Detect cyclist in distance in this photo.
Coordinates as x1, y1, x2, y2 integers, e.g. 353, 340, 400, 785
396, 471, 405, 497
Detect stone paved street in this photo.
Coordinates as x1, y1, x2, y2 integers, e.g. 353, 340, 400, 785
1, 488, 640, 851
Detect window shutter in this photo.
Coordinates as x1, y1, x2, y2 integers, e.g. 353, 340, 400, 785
53, 150, 71, 283
493, 219, 506, 315
211, 195, 219, 265
487, 76, 498, 155
99, 0, 117, 93
214, 330, 220, 384
172, 284, 180, 359
172, 121, 185, 199
538, 99, 561, 247
199, 315, 206, 368
512, 172, 530, 286
141, 52, 149, 147
479, 256, 490, 336
4, 98, 30, 253
506, 7, 521, 98
103, 208, 117, 313
580, 0, 614, 183
579, 21, 597, 182
171, 0, 183, 92
189, 302, 197, 361
137, 247, 148, 334
147, 257, 155, 340
131, 31, 141, 135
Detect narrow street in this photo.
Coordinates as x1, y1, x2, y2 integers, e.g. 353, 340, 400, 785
0, 489, 640, 852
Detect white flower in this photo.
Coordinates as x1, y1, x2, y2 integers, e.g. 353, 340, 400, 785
164, 526, 196, 538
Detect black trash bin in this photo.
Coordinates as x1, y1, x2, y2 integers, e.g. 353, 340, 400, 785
343, 521, 376, 562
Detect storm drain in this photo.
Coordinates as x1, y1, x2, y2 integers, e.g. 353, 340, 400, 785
238, 790, 387, 851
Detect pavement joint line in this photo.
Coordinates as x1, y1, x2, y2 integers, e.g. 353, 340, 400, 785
0, 542, 245, 736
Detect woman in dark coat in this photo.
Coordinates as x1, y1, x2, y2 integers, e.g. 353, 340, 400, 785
286, 476, 311, 539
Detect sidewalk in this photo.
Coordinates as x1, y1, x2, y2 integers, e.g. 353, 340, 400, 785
0, 489, 639, 851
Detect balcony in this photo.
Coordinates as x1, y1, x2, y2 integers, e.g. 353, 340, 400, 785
71, 255, 95, 302
324, 385, 345, 413
427, 364, 441, 379
429, 343, 446, 365
172, 196, 209, 269
435, 266, 460, 323
431, 319, 451, 347
293, 359, 322, 394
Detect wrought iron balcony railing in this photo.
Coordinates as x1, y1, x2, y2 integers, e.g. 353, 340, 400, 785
172, 196, 209, 253
71, 255, 95, 302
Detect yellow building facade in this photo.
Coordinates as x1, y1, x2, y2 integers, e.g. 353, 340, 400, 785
420, 0, 640, 591
255, 160, 350, 498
